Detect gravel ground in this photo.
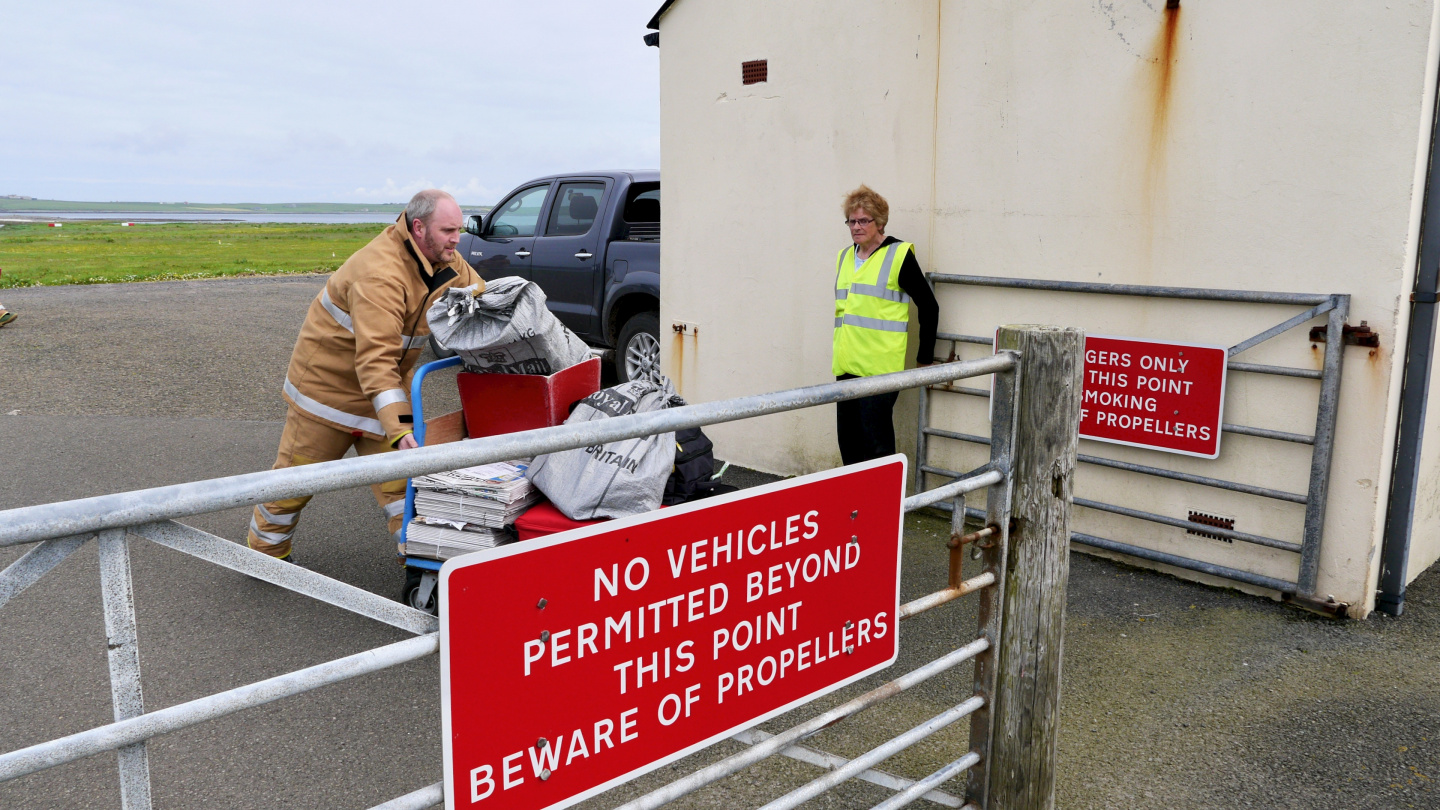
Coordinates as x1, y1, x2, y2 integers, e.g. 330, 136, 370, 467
0, 276, 1436, 809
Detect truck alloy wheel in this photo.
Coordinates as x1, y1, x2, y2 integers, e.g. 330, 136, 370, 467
428, 334, 457, 360
618, 312, 661, 384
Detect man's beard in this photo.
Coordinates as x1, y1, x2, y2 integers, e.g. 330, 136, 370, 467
424, 231, 450, 263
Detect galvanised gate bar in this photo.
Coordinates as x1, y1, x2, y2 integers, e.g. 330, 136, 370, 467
0, 325, 1083, 810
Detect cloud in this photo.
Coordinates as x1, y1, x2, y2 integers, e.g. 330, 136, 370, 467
0, 0, 660, 204
349, 178, 504, 206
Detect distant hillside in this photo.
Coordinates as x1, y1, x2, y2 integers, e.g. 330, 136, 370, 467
0, 199, 490, 214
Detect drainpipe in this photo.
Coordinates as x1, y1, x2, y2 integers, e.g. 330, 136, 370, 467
1378, 68, 1440, 616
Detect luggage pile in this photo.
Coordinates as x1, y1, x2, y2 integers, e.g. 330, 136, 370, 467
418, 284, 731, 557
405, 461, 539, 560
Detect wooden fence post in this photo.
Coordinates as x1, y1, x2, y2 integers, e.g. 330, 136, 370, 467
983, 324, 1084, 810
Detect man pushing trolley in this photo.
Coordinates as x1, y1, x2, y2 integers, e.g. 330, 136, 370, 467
246, 189, 483, 561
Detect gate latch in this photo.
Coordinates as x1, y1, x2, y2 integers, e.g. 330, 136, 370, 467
1308, 320, 1380, 348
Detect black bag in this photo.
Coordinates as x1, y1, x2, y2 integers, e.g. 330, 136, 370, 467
662, 426, 720, 505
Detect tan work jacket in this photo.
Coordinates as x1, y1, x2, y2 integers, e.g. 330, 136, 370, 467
283, 214, 482, 445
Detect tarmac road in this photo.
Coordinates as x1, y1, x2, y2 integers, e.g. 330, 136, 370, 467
1, 276, 1438, 809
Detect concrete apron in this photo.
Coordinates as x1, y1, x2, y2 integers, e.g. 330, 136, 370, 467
0, 276, 1435, 808
591, 506, 1440, 809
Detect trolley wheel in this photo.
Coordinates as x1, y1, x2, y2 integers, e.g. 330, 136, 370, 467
401, 565, 423, 599
402, 569, 440, 616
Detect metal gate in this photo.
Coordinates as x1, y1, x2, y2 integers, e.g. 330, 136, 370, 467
916, 274, 1350, 614
0, 327, 1082, 810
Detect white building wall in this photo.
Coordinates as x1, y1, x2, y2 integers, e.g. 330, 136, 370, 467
657, 0, 941, 475
656, 0, 1440, 616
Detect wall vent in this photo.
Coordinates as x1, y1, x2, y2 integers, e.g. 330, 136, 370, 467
742, 59, 768, 85
1187, 511, 1235, 542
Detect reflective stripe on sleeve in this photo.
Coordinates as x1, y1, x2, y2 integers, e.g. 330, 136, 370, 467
284, 377, 385, 435
834, 317, 844, 328
323, 288, 425, 350
257, 504, 298, 527
249, 517, 293, 545
840, 314, 909, 333
848, 283, 911, 303
320, 288, 354, 332
834, 288, 849, 300
371, 388, 408, 413
383, 500, 406, 518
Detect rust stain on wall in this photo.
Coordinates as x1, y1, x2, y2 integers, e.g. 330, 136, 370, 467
1365, 344, 1386, 394
1129, 5, 1182, 277
1144, 6, 1182, 200
671, 330, 686, 392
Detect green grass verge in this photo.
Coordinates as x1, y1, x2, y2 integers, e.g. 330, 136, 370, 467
0, 221, 389, 287
0, 199, 408, 214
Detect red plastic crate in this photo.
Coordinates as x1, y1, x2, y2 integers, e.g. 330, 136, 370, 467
454, 356, 602, 439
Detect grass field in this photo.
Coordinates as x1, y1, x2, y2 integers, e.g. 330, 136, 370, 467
0, 221, 390, 287
0, 199, 407, 214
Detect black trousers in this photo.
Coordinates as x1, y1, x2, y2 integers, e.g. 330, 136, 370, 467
836, 374, 899, 465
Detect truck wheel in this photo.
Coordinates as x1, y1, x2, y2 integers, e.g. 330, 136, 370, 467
429, 335, 457, 360
617, 312, 661, 384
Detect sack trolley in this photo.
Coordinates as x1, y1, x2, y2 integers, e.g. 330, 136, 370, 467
399, 355, 602, 614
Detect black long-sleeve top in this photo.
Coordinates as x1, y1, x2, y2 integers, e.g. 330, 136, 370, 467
860, 235, 940, 366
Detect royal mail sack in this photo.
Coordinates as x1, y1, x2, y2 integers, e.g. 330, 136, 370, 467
428, 277, 590, 375
527, 378, 678, 520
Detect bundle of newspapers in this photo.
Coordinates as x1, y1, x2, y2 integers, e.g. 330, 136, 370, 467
405, 460, 539, 560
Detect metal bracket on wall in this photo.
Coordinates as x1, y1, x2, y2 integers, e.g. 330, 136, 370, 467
1308, 320, 1380, 347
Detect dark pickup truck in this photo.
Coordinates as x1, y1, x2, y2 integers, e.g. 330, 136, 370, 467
457, 171, 661, 382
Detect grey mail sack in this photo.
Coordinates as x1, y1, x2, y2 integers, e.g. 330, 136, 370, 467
428, 277, 591, 375
527, 377, 678, 520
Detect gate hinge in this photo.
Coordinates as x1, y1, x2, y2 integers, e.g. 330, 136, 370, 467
1282, 592, 1350, 619
1412, 291, 1439, 304
1308, 320, 1380, 348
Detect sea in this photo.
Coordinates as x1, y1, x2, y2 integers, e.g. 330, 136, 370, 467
0, 212, 404, 224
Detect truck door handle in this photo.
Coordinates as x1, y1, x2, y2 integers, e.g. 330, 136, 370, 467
574, 251, 593, 260
514, 249, 531, 258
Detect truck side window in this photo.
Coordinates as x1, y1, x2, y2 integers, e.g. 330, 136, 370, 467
488, 185, 549, 237
622, 183, 660, 241
544, 182, 605, 237
624, 187, 660, 222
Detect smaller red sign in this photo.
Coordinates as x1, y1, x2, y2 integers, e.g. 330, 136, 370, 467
1079, 335, 1227, 458
440, 457, 906, 810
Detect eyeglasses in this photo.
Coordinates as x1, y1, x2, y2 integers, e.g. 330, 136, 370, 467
845, 218, 875, 228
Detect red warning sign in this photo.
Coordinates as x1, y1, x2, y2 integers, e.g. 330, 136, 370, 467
1079, 335, 1227, 458
439, 456, 907, 810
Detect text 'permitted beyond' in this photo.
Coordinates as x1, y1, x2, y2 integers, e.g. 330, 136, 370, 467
439, 457, 907, 810
1079, 335, 1228, 458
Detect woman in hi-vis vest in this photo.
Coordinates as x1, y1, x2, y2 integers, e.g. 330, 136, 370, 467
832, 185, 940, 465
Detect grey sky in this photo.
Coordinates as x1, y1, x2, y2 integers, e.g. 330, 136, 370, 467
0, 1, 660, 204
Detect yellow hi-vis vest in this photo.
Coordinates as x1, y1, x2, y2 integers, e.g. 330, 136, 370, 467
833, 241, 913, 377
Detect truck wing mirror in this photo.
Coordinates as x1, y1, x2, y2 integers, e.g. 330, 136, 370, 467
465, 213, 485, 236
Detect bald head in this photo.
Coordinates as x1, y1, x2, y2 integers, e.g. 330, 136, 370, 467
405, 189, 456, 226
406, 189, 463, 265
